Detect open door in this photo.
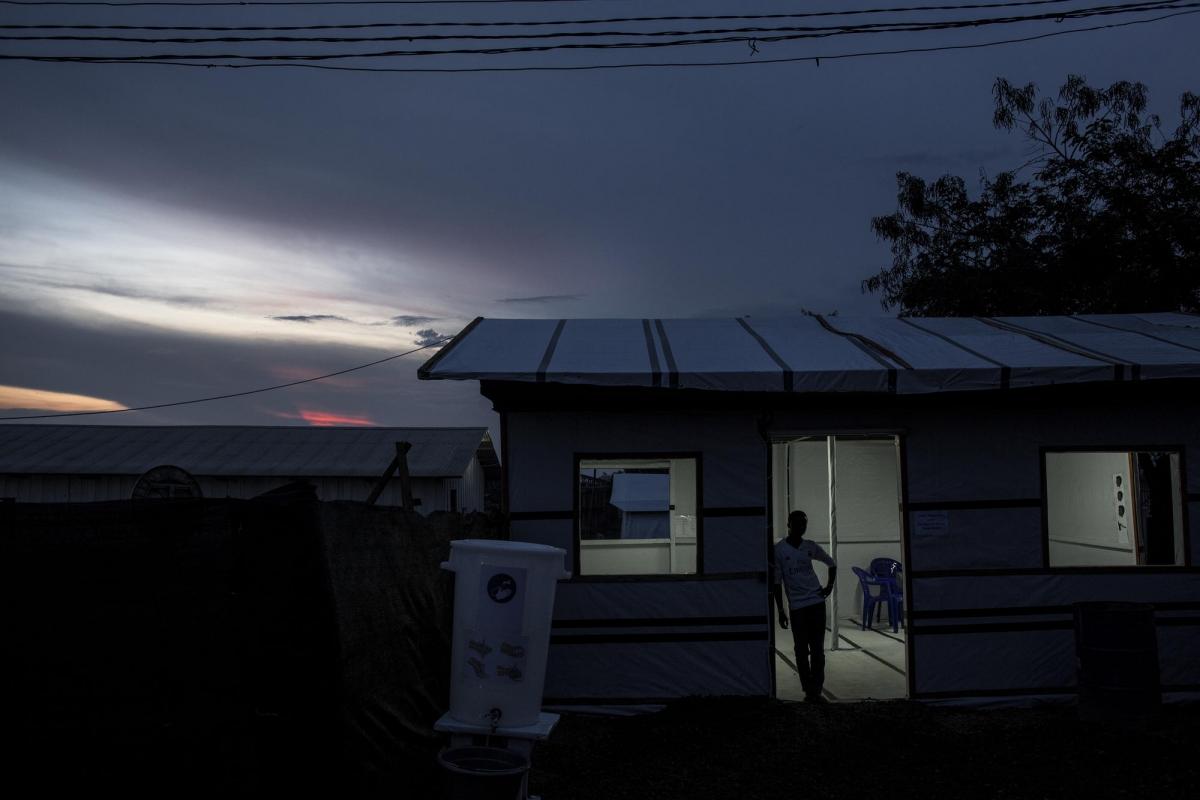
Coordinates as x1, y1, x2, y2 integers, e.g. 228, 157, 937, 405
770, 435, 908, 702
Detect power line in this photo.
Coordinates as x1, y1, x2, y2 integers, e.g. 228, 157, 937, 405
0, 1, 1092, 31
4, 2, 1188, 59
1, 1, 623, 6
2, 2, 1176, 43
25, 6, 1190, 71
0, 337, 452, 421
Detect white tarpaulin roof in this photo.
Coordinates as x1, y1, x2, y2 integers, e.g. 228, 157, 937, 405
419, 313, 1200, 394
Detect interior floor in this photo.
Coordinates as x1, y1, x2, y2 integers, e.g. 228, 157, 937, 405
775, 614, 906, 702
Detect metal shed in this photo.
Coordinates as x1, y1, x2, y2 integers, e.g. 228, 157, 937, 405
0, 425, 499, 512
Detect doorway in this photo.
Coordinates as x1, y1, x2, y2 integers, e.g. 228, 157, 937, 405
770, 435, 908, 702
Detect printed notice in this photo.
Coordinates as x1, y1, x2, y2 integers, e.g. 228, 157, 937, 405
914, 510, 950, 535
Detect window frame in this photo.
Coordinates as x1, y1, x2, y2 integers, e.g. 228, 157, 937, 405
572, 451, 704, 579
1039, 444, 1192, 570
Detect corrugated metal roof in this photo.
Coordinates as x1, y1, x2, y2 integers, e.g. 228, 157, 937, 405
418, 313, 1200, 394
0, 425, 491, 478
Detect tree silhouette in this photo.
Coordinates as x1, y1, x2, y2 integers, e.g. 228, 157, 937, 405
864, 76, 1200, 316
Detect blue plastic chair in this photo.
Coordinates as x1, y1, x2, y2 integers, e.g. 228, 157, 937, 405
851, 566, 892, 631
869, 558, 904, 632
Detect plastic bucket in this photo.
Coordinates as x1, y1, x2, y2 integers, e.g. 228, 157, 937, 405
442, 539, 570, 727
437, 746, 528, 800
1073, 601, 1161, 722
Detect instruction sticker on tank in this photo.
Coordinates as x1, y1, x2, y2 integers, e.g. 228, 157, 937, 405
459, 566, 529, 685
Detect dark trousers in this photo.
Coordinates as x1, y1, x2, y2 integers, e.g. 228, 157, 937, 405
790, 601, 827, 698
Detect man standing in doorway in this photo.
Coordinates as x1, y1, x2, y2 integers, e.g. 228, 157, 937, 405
773, 509, 837, 703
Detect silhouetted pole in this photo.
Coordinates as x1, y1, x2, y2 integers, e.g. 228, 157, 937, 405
395, 441, 414, 512
827, 435, 840, 651
367, 441, 414, 511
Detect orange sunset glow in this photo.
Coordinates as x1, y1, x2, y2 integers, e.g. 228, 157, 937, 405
275, 409, 377, 427
0, 384, 127, 413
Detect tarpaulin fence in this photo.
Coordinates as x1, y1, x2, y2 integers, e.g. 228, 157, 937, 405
2, 484, 504, 797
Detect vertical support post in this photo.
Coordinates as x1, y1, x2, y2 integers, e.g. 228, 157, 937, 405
395, 441, 414, 513
366, 440, 414, 509
827, 435, 840, 651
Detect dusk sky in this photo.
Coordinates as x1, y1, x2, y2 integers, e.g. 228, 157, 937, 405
1, 0, 1196, 436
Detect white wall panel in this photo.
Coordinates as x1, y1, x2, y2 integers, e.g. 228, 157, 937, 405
701, 517, 766, 573
553, 576, 766, 620
914, 630, 1076, 693
908, 508, 1043, 571
544, 640, 770, 699
912, 572, 1200, 611
510, 519, 573, 574
1158, 625, 1200, 686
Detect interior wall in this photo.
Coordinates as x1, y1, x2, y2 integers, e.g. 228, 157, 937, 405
787, 440, 830, 543
1046, 452, 1135, 566
775, 438, 903, 619
831, 439, 904, 618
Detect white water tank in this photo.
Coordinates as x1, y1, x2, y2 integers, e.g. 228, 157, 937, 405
442, 539, 570, 728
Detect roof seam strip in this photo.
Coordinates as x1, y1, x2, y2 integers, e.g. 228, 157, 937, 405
642, 319, 662, 388
736, 318, 793, 392
993, 316, 1132, 364
653, 319, 680, 389
813, 315, 902, 393
812, 314, 893, 368
897, 317, 1011, 389
978, 316, 1135, 381
1070, 315, 1200, 355
536, 319, 567, 383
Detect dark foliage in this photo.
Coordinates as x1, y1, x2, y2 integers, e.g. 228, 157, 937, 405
864, 75, 1200, 315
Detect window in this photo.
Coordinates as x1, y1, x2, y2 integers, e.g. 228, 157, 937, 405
1045, 450, 1185, 567
577, 457, 698, 576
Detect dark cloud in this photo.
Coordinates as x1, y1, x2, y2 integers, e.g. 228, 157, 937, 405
496, 295, 584, 305
12, 273, 213, 307
414, 329, 447, 347
79, 283, 212, 307
392, 315, 440, 327
270, 314, 352, 324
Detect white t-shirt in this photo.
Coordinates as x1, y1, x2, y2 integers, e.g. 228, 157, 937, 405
773, 538, 836, 610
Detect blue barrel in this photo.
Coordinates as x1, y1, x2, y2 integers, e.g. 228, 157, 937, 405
1073, 601, 1161, 722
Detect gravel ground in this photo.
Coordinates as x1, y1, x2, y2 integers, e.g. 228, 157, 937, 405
527, 697, 1199, 800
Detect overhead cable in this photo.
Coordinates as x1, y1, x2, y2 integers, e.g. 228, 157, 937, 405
0, 1, 1092, 31
1, 1, 627, 6
1, 2, 1179, 43
20, 7, 1190, 71
4, 2, 1190, 60
0, 337, 452, 421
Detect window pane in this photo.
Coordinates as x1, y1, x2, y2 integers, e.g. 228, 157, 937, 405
579, 465, 669, 541
1046, 451, 1184, 567
578, 458, 697, 576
